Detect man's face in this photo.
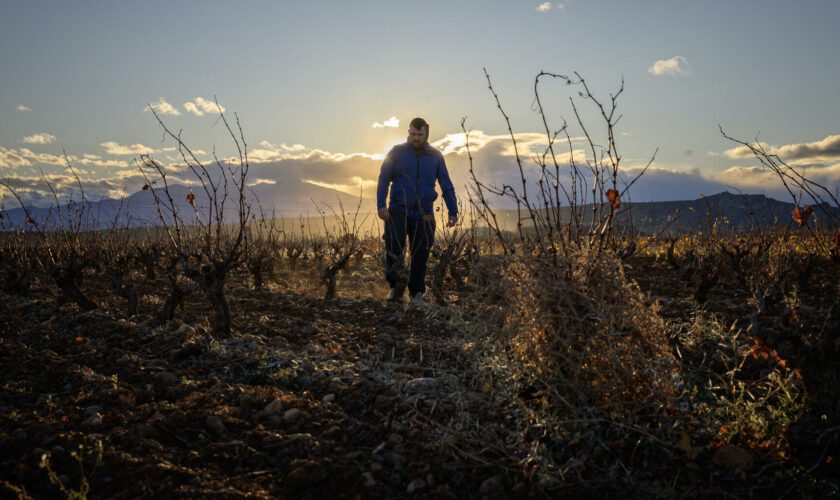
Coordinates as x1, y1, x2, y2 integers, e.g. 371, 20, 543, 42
408, 126, 427, 148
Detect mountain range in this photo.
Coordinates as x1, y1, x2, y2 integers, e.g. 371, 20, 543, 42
1, 183, 838, 235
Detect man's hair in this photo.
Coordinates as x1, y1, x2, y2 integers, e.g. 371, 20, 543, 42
409, 117, 428, 132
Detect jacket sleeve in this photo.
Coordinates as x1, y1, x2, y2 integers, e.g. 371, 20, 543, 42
377, 148, 395, 210
437, 154, 458, 217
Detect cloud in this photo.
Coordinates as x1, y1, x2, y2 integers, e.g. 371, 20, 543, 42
183, 97, 225, 116
16, 104, 31, 112
648, 56, 691, 77
20, 133, 56, 145
101, 141, 155, 155
145, 97, 182, 116
536, 2, 553, 12
723, 134, 840, 162
302, 176, 377, 197
711, 162, 840, 201
249, 140, 380, 163
431, 130, 586, 159
77, 157, 130, 168
0, 147, 34, 168
372, 116, 400, 128
17, 148, 68, 166
6, 129, 837, 210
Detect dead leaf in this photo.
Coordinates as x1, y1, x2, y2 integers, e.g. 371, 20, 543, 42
607, 189, 620, 209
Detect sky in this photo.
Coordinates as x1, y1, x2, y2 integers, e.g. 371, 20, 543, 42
2, 0, 839, 210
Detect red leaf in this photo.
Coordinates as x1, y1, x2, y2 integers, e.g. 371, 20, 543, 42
142, 184, 150, 191
750, 338, 773, 360
186, 192, 196, 205
26, 217, 36, 225
792, 204, 813, 226
607, 189, 620, 209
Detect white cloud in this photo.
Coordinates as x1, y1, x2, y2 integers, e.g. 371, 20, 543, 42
648, 56, 691, 77
101, 141, 155, 155
17, 148, 68, 166
9, 127, 837, 210
0, 147, 33, 168
723, 134, 840, 162
77, 157, 130, 168
248, 140, 378, 163
372, 116, 400, 128
16, 104, 31, 112
146, 97, 182, 116
712, 162, 840, 197
302, 176, 377, 197
183, 97, 225, 116
536, 2, 552, 12
431, 130, 586, 159
21, 133, 56, 145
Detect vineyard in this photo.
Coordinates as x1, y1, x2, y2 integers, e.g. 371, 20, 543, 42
1, 76, 839, 499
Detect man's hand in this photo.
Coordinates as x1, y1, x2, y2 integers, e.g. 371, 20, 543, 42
447, 214, 457, 228
378, 207, 391, 222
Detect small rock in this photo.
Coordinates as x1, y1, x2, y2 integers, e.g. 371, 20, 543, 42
175, 323, 196, 336
321, 425, 341, 438
362, 471, 376, 487
84, 405, 103, 417
50, 446, 65, 456
148, 410, 166, 423
262, 398, 284, 416
383, 451, 404, 465
387, 433, 404, 446
379, 333, 395, 346
404, 378, 438, 395
269, 336, 286, 347
511, 481, 528, 497
81, 413, 102, 428
480, 476, 504, 497
370, 462, 383, 472
285, 463, 323, 488
713, 445, 754, 473
238, 394, 254, 412
283, 408, 303, 423
322, 393, 336, 403
406, 479, 426, 494
153, 371, 178, 387
205, 415, 227, 435
302, 324, 318, 336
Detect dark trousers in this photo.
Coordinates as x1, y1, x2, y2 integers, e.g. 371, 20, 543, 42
383, 209, 435, 296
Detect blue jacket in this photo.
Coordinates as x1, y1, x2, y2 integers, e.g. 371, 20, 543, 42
376, 142, 458, 219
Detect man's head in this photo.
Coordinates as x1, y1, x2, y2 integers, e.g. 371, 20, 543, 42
408, 117, 429, 148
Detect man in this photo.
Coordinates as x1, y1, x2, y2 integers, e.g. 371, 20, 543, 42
377, 117, 458, 303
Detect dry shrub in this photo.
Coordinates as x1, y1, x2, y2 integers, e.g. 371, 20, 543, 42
487, 243, 676, 419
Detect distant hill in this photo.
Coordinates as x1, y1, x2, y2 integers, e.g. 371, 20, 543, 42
616, 191, 840, 234
1, 189, 837, 235
463, 191, 840, 235
0, 180, 374, 230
